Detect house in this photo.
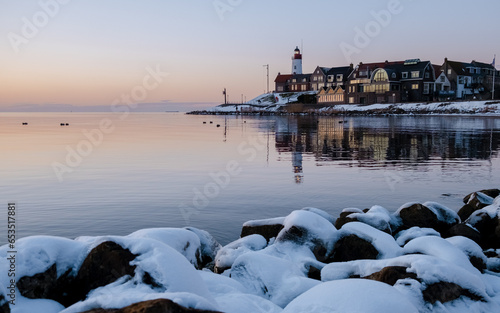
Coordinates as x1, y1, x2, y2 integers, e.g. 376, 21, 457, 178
311, 67, 331, 91
345, 59, 438, 105
317, 85, 346, 105
311, 65, 354, 91
275, 73, 293, 92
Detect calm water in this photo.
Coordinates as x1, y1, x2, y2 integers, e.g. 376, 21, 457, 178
1, 113, 500, 245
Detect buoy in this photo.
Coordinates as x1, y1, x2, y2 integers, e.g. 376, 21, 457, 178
210, 121, 213, 124
216, 124, 221, 127
65, 123, 69, 126
60, 123, 65, 126
203, 121, 206, 124
22, 122, 28, 125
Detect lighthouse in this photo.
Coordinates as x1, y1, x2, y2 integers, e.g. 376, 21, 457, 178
292, 46, 302, 75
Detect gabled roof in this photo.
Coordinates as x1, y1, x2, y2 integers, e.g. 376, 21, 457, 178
275, 74, 293, 83
445, 60, 473, 76
313, 66, 331, 75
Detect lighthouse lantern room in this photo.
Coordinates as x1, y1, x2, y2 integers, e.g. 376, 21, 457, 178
292, 46, 302, 75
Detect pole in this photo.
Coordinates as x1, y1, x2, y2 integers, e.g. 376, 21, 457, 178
223, 88, 227, 104
493, 55, 496, 100
263, 64, 269, 93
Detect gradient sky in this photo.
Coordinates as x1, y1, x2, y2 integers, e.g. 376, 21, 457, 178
1, 0, 499, 111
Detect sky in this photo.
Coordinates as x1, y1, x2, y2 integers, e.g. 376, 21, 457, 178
0, 0, 499, 112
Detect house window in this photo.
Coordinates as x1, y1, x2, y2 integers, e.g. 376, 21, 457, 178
391, 73, 397, 79
425, 72, 430, 79
402, 72, 408, 79
440, 76, 445, 82
337, 74, 343, 81
313, 76, 317, 81
359, 85, 364, 93
458, 77, 465, 85
423, 83, 431, 94
292, 79, 296, 83
373, 70, 388, 82
412, 83, 419, 90
349, 97, 355, 104
447, 69, 452, 75
303, 78, 307, 82
411, 71, 420, 78
328, 75, 333, 82
391, 85, 400, 91
301, 85, 307, 91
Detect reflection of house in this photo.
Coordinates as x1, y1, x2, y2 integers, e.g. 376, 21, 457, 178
345, 59, 438, 105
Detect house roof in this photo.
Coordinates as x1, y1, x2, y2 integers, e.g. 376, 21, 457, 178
275, 74, 293, 83
326, 66, 353, 76
471, 60, 495, 69
445, 60, 473, 76
350, 60, 432, 80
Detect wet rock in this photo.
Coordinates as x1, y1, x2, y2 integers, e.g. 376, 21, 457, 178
363, 266, 417, 286
335, 206, 393, 234
77, 298, 221, 313
330, 234, 379, 262
185, 227, 221, 270
445, 223, 481, 245
422, 282, 484, 304
241, 217, 285, 242
75, 241, 137, 303
466, 211, 500, 249
396, 202, 458, 235
459, 191, 496, 220
334, 208, 363, 229
0, 293, 9, 313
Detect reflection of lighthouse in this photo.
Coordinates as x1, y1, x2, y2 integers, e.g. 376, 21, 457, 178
292, 134, 304, 184
292, 46, 302, 75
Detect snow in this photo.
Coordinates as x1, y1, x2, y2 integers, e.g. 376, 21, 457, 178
242, 217, 286, 227
395, 227, 441, 246
3, 199, 500, 313
215, 234, 268, 273
282, 279, 419, 313
338, 222, 402, 259
346, 205, 395, 232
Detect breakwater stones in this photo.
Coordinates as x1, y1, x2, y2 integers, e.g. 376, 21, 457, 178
1, 189, 500, 312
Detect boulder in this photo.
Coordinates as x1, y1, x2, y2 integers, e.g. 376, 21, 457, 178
75, 241, 137, 301
395, 202, 459, 235
422, 282, 484, 304
77, 298, 221, 313
466, 211, 500, 249
0, 292, 9, 313
240, 217, 285, 242
214, 234, 267, 274
445, 223, 481, 245
459, 190, 497, 220
334, 208, 364, 229
363, 266, 417, 286
18, 241, 137, 307
330, 234, 379, 262
335, 206, 393, 233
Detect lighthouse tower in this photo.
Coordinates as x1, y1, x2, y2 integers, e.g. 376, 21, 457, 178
292, 46, 302, 75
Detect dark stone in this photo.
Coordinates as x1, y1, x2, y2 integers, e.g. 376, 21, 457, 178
463, 189, 500, 204
469, 256, 487, 273
17, 241, 137, 308
330, 234, 379, 262
77, 298, 222, 313
467, 213, 500, 249
457, 204, 477, 222
422, 282, 484, 304
306, 265, 322, 280
75, 241, 137, 300
0, 293, 10, 313
363, 266, 418, 286
240, 224, 284, 242
334, 211, 357, 229
445, 223, 481, 245
399, 203, 439, 230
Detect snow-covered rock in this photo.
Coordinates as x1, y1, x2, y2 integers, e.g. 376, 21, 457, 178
214, 234, 267, 274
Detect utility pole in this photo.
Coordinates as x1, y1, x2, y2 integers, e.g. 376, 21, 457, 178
223, 88, 227, 104
493, 55, 496, 100
263, 64, 269, 93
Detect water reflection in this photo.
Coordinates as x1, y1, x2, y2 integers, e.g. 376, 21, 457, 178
275, 116, 500, 179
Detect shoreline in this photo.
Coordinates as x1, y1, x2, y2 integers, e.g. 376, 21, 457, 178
2, 188, 500, 312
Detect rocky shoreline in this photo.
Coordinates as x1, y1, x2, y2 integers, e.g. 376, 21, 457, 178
2, 189, 500, 312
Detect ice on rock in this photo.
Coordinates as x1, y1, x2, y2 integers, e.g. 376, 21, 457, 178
215, 234, 268, 273
301, 207, 335, 224
423, 201, 461, 224
128, 228, 203, 268
446, 236, 487, 269
282, 279, 419, 313
395, 227, 440, 246
346, 205, 395, 233
215, 293, 283, 313
229, 251, 320, 307
242, 217, 286, 227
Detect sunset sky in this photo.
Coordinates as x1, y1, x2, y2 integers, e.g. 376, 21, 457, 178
1, 0, 499, 112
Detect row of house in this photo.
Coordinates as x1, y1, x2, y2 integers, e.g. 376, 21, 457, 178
274, 48, 499, 105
